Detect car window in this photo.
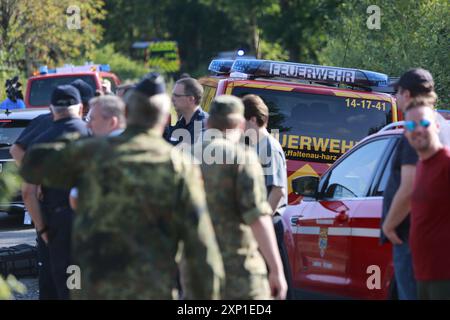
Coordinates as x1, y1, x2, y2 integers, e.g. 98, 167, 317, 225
322, 138, 391, 199
232, 87, 393, 163
29, 75, 97, 106
373, 140, 397, 196
0, 119, 30, 145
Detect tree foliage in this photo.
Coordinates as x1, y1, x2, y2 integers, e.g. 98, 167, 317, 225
0, 0, 105, 75
82, 43, 147, 81
101, 0, 341, 74
0, 0, 447, 101
319, 0, 449, 107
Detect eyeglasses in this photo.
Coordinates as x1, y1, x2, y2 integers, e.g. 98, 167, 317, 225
404, 119, 431, 132
172, 93, 191, 98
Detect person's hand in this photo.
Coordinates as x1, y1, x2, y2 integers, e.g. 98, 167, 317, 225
41, 231, 49, 244
268, 270, 288, 300
37, 225, 49, 244
37, 185, 43, 201
382, 221, 403, 245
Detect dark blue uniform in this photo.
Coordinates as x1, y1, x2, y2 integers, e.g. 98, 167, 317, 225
27, 117, 89, 299
15, 113, 53, 150
15, 112, 55, 299
164, 108, 208, 145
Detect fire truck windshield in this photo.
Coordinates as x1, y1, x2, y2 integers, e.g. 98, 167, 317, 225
29, 75, 96, 106
232, 87, 393, 162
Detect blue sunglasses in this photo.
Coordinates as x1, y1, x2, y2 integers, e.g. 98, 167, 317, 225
404, 119, 431, 132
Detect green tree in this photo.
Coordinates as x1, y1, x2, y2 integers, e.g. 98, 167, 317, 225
319, 0, 449, 107
101, 0, 169, 55
263, 0, 342, 63
83, 43, 147, 81
0, 0, 105, 75
199, 0, 280, 58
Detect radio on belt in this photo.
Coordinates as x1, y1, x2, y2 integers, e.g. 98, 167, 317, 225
230, 59, 389, 88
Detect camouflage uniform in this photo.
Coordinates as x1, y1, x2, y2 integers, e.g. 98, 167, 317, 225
20, 127, 224, 299
198, 136, 273, 299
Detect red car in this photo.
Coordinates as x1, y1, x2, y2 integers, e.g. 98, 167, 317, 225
283, 124, 405, 299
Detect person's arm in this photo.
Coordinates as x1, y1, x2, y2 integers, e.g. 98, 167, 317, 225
22, 183, 48, 243
20, 139, 83, 189
177, 156, 224, 300
382, 164, 416, 245
265, 147, 287, 215
238, 151, 287, 299
250, 215, 287, 300
9, 144, 25, 166
268, 186, 285, 214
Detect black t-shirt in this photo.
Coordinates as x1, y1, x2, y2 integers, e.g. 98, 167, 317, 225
380, 136, 418, 243
31, 117, 89, 209
15, 113, 53, 150
165, 108, 208, 145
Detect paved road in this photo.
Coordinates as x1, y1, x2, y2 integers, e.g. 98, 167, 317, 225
0, 212, 36, 247
1, 211, 38, 300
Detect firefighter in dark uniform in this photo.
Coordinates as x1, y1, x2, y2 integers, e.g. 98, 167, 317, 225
26, 85, 89, 299
164, 77, 208, 145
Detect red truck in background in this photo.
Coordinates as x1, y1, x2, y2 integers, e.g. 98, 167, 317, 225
25, 64, 120, 108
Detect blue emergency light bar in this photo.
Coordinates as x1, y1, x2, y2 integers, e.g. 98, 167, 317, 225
208, 59, 234, 75
38, 64, 111, 75
230, 59, 389, 88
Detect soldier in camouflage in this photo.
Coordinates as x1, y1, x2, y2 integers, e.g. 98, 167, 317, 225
20, 87, 224, 299
195, 95, 287, 300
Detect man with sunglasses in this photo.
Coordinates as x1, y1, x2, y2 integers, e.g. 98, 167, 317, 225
380, 68, 436, 300
404, 101, 450, 299
166, 77, 208, 146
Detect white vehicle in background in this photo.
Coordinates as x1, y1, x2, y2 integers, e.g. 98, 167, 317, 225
0, 108, 50, 221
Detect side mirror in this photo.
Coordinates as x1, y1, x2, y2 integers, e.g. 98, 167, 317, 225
292, 176, 319, 198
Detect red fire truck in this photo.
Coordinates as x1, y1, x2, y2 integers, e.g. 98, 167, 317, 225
25, 64, 120, 108
199, 58, 400, 299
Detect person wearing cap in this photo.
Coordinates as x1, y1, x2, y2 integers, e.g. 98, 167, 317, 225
166, 77, 208, 146
20, 78, 224, 300
20, 85, 89, 300
196, 95, 287, 300
381, 68, 448, 300
9, 110, 53, 300
70, 79, 95, 117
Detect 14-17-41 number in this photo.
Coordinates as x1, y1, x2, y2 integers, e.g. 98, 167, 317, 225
345, 98, 386, 111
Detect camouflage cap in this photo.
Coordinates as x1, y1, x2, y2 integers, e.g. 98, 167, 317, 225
209, 95, 244, 119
